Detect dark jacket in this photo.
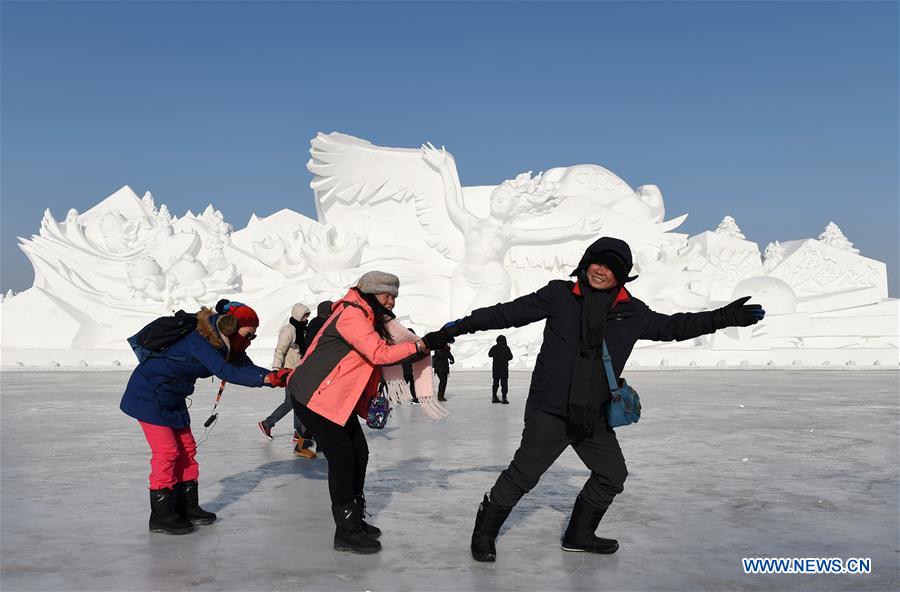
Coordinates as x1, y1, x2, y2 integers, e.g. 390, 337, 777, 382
462, 280, 717, 417
120, 308, 270, 428
304, 300, 334, 350
432, 346, 455, 375
488, 337, 513, 378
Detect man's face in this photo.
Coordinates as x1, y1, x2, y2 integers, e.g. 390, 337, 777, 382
375, 293, 396, 310
585, 263, 618, 291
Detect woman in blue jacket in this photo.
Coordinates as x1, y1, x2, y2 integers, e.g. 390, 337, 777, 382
120, 301, 288, 535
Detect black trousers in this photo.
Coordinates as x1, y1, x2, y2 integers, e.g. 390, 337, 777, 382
436, 372, 448, 398
293, 400, 368, 506
492, 376, 509, 397
405, 375, 418, 400
490, 404, 628, 510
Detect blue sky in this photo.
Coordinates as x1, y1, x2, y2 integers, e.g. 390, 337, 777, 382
2, 1, 898, 295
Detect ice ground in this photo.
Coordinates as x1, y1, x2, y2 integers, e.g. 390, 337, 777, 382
1, 370, 898, 592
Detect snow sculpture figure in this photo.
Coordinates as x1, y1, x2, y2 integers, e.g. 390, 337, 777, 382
307, 132, 689, 318
420, 143, 604, 315
4, 132, 895, 368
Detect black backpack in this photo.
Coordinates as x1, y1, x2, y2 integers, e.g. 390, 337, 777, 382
127, 310, 198, 363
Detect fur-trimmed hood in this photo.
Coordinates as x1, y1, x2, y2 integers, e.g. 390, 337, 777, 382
196, 307, 229, 350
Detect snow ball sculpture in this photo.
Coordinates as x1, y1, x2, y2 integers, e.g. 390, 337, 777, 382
732, 276, 797, 315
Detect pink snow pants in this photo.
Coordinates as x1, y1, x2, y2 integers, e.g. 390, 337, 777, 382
138, 421, 199, 490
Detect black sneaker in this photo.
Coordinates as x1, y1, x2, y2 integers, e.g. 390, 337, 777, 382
257, 421, 273, 441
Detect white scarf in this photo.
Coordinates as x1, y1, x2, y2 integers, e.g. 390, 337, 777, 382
379, 319, 448, 420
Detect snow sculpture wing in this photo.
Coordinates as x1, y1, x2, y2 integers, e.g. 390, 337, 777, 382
308, 132, 464, 260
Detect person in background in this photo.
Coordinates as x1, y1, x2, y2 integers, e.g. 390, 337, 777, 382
305, 300, 334, 349
402, 328, 420, 404
258, 303, 318, 459
488, 335, 513, 404
432, 345, 455, 402
121, 300, 288, 535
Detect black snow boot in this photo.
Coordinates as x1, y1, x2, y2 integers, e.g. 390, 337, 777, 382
174, 480, 217, 525
471, 493, 513, 562
332, 500, 381, 554
560, 495, 619, 554
149, 488, 193, 535
354, 494, 381, 539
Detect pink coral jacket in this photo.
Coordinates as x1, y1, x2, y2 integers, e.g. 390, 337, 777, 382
287, 288, 417, 426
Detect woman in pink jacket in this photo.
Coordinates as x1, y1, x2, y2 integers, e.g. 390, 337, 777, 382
288, 271, 448, 553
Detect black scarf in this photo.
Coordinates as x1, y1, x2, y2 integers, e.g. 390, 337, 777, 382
289, 317, 308, 357
567, 274, 614, 431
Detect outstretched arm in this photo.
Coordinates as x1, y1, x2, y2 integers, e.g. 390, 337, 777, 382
639, 297, 765, 341
447, 283, 555, 335
421, 143, 477, 230
507, 215, 603, 246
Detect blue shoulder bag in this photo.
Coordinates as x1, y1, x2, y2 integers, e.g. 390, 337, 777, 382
603, 340, 641, 428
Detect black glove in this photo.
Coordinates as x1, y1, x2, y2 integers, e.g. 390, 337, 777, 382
442, 317, 473, 338
422, 329, 452, 351
711, 296, 766, 329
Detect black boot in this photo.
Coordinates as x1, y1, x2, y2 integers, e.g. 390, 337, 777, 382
355, 494, 381, 539
149, 488, 193, 535
560, 495, 618, 554
491, 392, 501, 404
174, 480, 217, 525
471, 493, 513, 562
501, 395, 509, 404
332, 500, 381, 554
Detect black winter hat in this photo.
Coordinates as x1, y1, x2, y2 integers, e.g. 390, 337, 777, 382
316, 300, 333, 318
570, 236, 638, 283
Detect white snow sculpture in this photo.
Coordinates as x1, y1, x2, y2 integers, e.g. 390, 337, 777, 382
687, 217, 764, 301
308, 133, 689, 318
1, 132, 896, 368
732, 276, 797, 315
715, 216, 746, 240
818, 221, 859, 254
763, 241, 785, 273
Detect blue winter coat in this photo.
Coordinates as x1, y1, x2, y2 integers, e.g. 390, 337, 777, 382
120, 310, 269, 428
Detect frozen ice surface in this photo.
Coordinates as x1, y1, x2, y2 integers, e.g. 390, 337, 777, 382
2, 370, 898, 591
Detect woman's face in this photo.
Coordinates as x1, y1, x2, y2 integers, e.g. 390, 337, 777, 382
375, 293, 396, 310
489, 187, 515, 218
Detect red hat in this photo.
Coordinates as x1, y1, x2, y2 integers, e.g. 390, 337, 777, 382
216, 299, 259, 328
230, 304, 259, 328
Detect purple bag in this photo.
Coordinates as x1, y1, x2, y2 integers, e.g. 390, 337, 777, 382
366, 389, 391, 429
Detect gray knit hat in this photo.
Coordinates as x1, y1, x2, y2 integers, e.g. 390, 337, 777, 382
356, 271, 400, 297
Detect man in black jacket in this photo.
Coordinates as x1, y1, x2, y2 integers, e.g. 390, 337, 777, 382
304, 300, 333, 349
440, 236, 765, 562
432, 345, 455, 401
487, 335, 513, 404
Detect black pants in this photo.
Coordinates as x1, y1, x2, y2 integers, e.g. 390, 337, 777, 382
492, 376, 509, 397
436, 372, 448, 398
490, 404, 628, 510
293, 400, 368, 506
405, 375, 418, 401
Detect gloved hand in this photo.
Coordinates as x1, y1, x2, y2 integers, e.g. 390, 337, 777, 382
266, 368, 292, 388
711, 296, 766, 329
422, 329, 452, 351
442, 317, 472, 338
